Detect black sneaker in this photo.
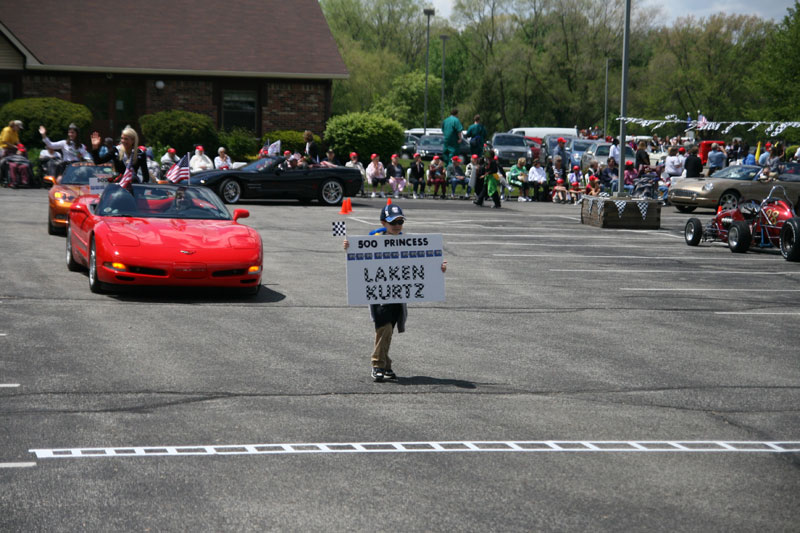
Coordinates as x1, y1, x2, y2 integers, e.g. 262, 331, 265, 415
383, 368, 397, 380
371, 367, 385, 382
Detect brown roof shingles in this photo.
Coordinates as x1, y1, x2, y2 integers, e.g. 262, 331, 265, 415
0, 0, 348, 78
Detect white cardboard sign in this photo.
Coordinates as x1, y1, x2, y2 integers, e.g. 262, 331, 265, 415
345, 233, 445, 305
89, 176, 110, 194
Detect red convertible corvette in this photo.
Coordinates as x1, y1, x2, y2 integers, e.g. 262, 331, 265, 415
66, 183, 263, 294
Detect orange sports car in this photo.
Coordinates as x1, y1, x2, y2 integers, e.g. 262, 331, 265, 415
48, 162, 115, 235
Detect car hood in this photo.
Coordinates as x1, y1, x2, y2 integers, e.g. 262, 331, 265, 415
674, 178, 725, 193
50, 184, 90, 198
101, 218, 257, 249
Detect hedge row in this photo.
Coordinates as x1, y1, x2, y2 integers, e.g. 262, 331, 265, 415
0, 97, 92, 146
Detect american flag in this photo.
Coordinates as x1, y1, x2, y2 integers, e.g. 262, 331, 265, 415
118, 164, 134, 188
332, 221, 347, 237
166, 154, 191, 183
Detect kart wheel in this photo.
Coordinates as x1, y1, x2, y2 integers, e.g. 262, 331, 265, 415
219, 179, 241, 204
684, 218, 703, 246
780, 217, 800, 262
717, 191, 740, 211
66, 225, 81, 272
319, 178, 344, 206
727, 221, 751, 253
675, 205, 696, 213
88, 237, 105, 293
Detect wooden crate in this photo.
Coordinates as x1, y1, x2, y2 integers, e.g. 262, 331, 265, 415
580, 197, 661, 229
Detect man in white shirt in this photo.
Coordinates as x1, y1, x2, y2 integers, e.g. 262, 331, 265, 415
190, 146, 213, 172
609, 138, 621, 165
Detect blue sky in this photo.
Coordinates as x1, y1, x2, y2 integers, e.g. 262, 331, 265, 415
429, 0, 794, 25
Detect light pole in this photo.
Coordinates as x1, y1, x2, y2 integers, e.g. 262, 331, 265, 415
440, 34, 449, 121
423, 7, 435, 135
603, 57, 609, 138
616, 0, 631, 197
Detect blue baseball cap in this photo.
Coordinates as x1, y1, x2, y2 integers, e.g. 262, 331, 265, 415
380, 204, 404, 222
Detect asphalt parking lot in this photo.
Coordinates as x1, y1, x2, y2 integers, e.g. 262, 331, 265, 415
1, 188, 798, 532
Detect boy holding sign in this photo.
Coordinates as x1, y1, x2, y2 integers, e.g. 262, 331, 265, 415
344, 204, 447, 382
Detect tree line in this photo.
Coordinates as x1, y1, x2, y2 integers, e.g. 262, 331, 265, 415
320, 0, 800, 142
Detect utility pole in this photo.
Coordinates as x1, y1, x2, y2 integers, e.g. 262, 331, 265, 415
440, 34, 449, 121
423, 7, 435, 135
617, 0, 631, 197
604, 57, 609, 138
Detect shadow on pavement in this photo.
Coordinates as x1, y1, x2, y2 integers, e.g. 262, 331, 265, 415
108, 284, 286, 304
395, 376, 477, 389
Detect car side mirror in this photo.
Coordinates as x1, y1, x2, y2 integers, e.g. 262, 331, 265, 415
233, 209, 249, 222
70, 203, 89, 216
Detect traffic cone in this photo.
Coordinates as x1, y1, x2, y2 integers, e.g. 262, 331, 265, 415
345, 197, 352, 214
386, 198, 392, 206
339, 198, 350, 215
716, 205, 723, 214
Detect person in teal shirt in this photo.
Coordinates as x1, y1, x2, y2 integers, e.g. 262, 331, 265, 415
466, 114, 487, 157
441, 108, 463, 166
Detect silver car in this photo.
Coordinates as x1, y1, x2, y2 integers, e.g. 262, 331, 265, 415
580, 142, 635, 172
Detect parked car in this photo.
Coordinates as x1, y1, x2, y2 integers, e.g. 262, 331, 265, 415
524, 137, 541, 161
415, 134, 470, 160
668, 165, 800, 212
580, 142, 635, 172
486, 133, 532, 167
567, 139, 598, 171
400, 134, 420, 159
48, 162, 116, 235
65, 183, 263, 294
189, 156, 362, 205
540, 134, 576, 164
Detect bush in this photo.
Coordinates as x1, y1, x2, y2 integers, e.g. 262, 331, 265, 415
0, 97, 92, 147
785, 145, 799, 161
139, 110, 218, 157
219, 128, 261, 162
324, 112, 404, 164
262, 130, 321, 155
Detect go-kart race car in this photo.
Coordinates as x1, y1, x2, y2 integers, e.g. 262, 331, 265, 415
684, 185, 800, 261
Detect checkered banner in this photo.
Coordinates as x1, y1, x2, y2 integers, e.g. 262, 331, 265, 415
637, 201, 648, 220
614, 200, 627, 218
332, 221, 347, 237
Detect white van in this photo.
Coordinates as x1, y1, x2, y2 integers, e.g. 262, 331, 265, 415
508, 127, 578, 139
405, 127, 443, 136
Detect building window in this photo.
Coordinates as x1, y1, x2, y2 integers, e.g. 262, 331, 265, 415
0, 82, 12, 105
222, 90, 257, 131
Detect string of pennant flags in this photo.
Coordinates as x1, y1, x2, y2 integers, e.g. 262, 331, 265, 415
617, 115, 800, 137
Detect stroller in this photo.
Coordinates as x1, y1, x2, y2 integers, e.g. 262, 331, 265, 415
631, 165, 663, 199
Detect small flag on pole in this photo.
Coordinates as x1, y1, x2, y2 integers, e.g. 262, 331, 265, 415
332, 221, 347, 237
166, 153, 191, 183
267, 140, 281, 156
118, 164, 134, 188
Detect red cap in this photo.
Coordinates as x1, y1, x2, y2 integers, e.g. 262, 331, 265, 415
138, 145, 146, 152
625, 161, 634, 167
572, 165, 579, 170
283, 150, 291, 156
589, 176, 598, 181
557, 178, 564, 183
557, 137, 566, 143
433, 155, 440, 160
452, 156, 460, 162
493, 155, 498, 160
197, 145, 204, 151
167, 147, 176, 154
413, 153, 420, 158
678, 147, 686, 153
391, 154, 398, 159
766, 142, 772, 148
471, 154, 478, 159
16, 143, 25, 152
371, 153, 379, 159
350, 152, 358, 158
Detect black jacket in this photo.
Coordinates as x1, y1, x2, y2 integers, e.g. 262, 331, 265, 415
92, 147, 150, 183
684, 154, 703, 178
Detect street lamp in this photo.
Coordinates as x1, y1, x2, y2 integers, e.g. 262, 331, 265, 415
440, 34, 449, 121
423, 7, 435, 135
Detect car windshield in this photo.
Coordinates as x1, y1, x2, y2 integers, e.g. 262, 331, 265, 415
97, 184, 231, 220
571, 140, 593, 152
243, 156, 280, 172
711, 166, 760, 181
493, 135, 526, 147
595, 145, 610, 156
420, 136, 443, 146
61, 163, 116, 185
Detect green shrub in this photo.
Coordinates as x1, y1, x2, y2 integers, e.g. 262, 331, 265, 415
785, 145, 799, 161
262, 130, 321, 155
0, 97, 92, 147
323, 112, 404, 164
219, 128, 261, 161
139, 110, 218, 156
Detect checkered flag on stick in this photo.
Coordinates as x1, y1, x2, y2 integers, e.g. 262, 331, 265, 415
332, 221, 347, 237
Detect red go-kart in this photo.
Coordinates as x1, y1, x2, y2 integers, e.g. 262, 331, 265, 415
684, 185, 800, 261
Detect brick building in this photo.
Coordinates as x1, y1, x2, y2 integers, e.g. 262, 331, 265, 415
0, 0, 347, 139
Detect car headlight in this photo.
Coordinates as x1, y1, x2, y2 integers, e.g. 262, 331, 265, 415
54, 191, 76, 202
702, 183, 714, 192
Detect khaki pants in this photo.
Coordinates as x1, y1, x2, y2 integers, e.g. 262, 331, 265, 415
371, 323, 394, 370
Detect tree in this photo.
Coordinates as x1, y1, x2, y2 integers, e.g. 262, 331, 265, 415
759, 1, 800, 120
369, 71, 441, 127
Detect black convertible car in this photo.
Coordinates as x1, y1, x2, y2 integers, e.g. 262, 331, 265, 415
189, 156, 363, 205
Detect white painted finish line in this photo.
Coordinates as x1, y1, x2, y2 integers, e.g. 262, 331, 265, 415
0, 462, 36, 468
0, 384, 20, 388
30, 440, 800, 459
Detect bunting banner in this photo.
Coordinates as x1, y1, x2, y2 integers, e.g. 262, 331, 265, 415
617, 115, 800, 136
637, 201, 648, 221
614, 200, 627, 217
